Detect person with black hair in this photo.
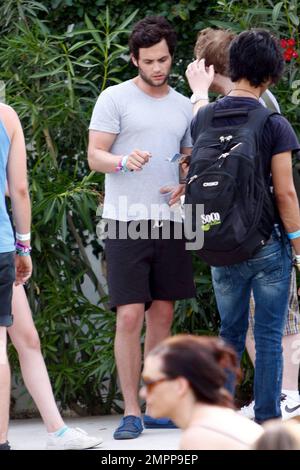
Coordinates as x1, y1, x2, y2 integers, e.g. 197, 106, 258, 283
88, 16, 196, 439
186, 29, 300, 423
186, 28, 300, 420
140, 335, 262, 449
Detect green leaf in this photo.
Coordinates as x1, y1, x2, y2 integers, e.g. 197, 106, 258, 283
245, 8, 273, 15
288, 12, 300, 26
84, 14, 105, 54
116, 9, 139, 32
44, 198, 57, 223
272, 2, 283, 23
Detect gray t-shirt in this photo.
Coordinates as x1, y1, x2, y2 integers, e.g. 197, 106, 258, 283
89, 79, 193, 221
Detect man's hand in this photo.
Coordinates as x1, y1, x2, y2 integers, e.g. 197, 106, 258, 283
160, 184, 185, 206
179, 154, 191, 183
185, 58, 214, 95
15, 255, 32, 286
126, 150, 151, 171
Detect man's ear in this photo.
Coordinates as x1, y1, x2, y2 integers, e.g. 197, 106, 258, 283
131, 54, 138, 67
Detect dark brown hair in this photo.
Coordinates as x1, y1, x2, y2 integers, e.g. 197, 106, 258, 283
129, 16, 177, 60
194, 27, 236, 76
150, 334, 240, 408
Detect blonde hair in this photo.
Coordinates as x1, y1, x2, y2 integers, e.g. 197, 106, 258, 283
253, 419, 300, 450
194, 28, 236, 76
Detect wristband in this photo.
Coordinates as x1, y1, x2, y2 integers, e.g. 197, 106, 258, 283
16, 232, 31, 241
15, 242, 32, 257
121, 155, 129, 173
190, 93, 209, 104
115, 157, 123, 173
287, 230, 300, 240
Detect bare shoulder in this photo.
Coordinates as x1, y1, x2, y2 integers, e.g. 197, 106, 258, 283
0, 104, 20, 139
0, 103, 18, 119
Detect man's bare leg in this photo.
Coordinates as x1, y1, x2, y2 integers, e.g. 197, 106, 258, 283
144, 300, 174, 358
114, 303, 145, 416
144, 300, 174, 416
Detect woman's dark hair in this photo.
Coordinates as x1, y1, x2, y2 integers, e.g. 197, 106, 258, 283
229, 29, 285, 87
150, 335, 240, 408
129, 16, 177, 60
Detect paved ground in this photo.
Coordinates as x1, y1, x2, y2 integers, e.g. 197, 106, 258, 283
8, 415, 181, 450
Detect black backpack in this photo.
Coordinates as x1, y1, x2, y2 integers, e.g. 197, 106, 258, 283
184, 102, 277, 267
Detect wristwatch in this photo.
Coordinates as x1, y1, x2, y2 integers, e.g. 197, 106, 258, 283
190, 93, 208, 104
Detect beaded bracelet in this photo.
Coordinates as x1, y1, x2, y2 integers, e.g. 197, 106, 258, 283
15, 242, 32, 257
114, 158, 123, 173
115, 155, 129, 173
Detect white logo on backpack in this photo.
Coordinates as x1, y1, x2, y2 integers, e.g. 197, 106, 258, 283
203, 181, 219, 187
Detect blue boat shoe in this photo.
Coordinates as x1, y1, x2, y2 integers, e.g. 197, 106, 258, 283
143, 414, 178, 429
113, 415, 143, 440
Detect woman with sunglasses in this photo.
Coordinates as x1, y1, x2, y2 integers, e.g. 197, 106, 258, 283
140, 335, 263, 450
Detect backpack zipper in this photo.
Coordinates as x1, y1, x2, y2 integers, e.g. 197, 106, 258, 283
188, 143, 243, 184
217, 142, 242, 162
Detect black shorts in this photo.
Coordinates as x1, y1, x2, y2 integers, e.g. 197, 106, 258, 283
104, 220, 196, 310
0, 252, 15, 327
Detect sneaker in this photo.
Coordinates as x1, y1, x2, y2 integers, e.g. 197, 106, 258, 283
281, 393, 300, 420
113, 415, 143, 440
46, 427, 103, 450
0, 441, 11, 450
239, 400, 255, 420
239, 393, 300, 421
143, 414, 177, 429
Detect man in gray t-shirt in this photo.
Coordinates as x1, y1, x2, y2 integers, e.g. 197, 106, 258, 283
88, 16, 195, 439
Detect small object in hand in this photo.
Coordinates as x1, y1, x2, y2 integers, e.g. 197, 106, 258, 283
165, 153, 191, 184
178, 154, 191, 183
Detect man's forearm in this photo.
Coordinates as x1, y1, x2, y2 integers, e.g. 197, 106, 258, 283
88, 148, 122, 173
275, 191, 300, 253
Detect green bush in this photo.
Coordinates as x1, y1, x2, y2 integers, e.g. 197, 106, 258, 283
2, 0, 299, 413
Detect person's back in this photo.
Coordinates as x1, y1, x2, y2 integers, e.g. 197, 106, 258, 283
186, 26, 300, 422
181, 404, 262, 450
187, 29, 300, 424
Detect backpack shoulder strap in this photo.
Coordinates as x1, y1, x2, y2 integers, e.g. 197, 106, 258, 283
192, 102, 216, 138
247, 106, 279, 143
